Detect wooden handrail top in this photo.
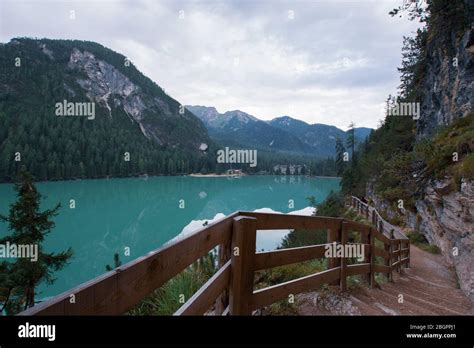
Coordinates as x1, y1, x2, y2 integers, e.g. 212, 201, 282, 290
351, 196, 408, 240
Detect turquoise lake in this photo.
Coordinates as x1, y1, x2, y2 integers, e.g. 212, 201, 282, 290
0, 175, 340, 299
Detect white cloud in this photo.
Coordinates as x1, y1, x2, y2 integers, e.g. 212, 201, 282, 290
0, 0, 423, 129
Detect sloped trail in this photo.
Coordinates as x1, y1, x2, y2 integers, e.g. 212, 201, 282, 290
297, 244, 473, 315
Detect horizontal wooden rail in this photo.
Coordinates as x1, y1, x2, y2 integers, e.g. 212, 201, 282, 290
253, 244, 327, 271
250, 268, 340, 310
400, 257, 409, 266
174, 260, 231, 316
345, 263, 371, 277
374, 264, 391, 274
392, 249, 401, 258
240, 211, 342, 230
19, 208, 410, 316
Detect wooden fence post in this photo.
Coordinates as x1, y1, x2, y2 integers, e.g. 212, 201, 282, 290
369, 228, 375, 288
327, 220, 342, 285
380, 220, 389, 281
340, 221, 349, 292
215, 239, 231, 315
406, 241, 410, 268
397, 240, 402, 273
387, 228, 394, 282
361, 226, 370, 285
229, 215, 257, 315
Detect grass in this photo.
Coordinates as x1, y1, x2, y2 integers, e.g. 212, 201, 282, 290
254, 259, 327, 290
128, 253, 216, 315
128, 269, 206, 315
254, 259, 327, 315
406, 231, 441, 254
416, 113, 474, 191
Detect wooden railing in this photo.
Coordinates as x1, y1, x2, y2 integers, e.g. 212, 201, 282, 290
19, 210, 409, 316
350, 196, 409, 240
350, 196, 410, 277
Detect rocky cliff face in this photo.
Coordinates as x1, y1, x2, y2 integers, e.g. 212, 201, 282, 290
416, 7, 474, 300
418, 8, 474, 137
368, 179, 474, 300
412, 179, 473, 300
67, 48, 207, 148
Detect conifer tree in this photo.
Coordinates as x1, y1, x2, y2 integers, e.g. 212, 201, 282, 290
346, 122, 356, 161
0, 171, 73, 313
335, 137, 346, 176
105, 253, 122, 272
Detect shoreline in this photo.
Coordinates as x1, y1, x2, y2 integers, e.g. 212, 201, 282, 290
188, 173, 247, 178
188, 173, 341, 179
0, 173, 341, 184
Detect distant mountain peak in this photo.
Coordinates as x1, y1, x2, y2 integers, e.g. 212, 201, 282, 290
223, 110, 259, 123
187, 105, 373, 158
187, 105, 219, 113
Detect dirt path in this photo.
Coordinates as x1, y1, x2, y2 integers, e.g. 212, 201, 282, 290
297, 245, 473, 315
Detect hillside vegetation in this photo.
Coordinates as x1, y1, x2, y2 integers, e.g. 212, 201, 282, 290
341, 0, 472, 211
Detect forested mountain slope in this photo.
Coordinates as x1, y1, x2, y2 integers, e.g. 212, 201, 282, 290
0, 38, 215, 182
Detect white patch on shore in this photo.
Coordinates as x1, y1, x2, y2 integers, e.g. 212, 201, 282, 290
168, 207, 316, 251
166, 213, 226, 245
253, 207, 316, 250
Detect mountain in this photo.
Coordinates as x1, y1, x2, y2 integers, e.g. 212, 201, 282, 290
186, 106, 313, 155
270, 116, 372, 146
270, 116, 372, 157
354, 127, 373, 140
0, 38, 215, 182
187, 106, 372, 158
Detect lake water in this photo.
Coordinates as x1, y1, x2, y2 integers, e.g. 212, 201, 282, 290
0, 175, 340, 299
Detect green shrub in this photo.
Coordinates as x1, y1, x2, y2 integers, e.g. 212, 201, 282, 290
314, 191, 345, 218
407, 231, 441, 254
129, 253, 215, 315
255, 259, 327, 289
280, 229, 327, 249
423, 244, 441, 254
415, 113, 474, 189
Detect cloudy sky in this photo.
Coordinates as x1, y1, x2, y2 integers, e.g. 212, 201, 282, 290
0, 0, 422, 129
